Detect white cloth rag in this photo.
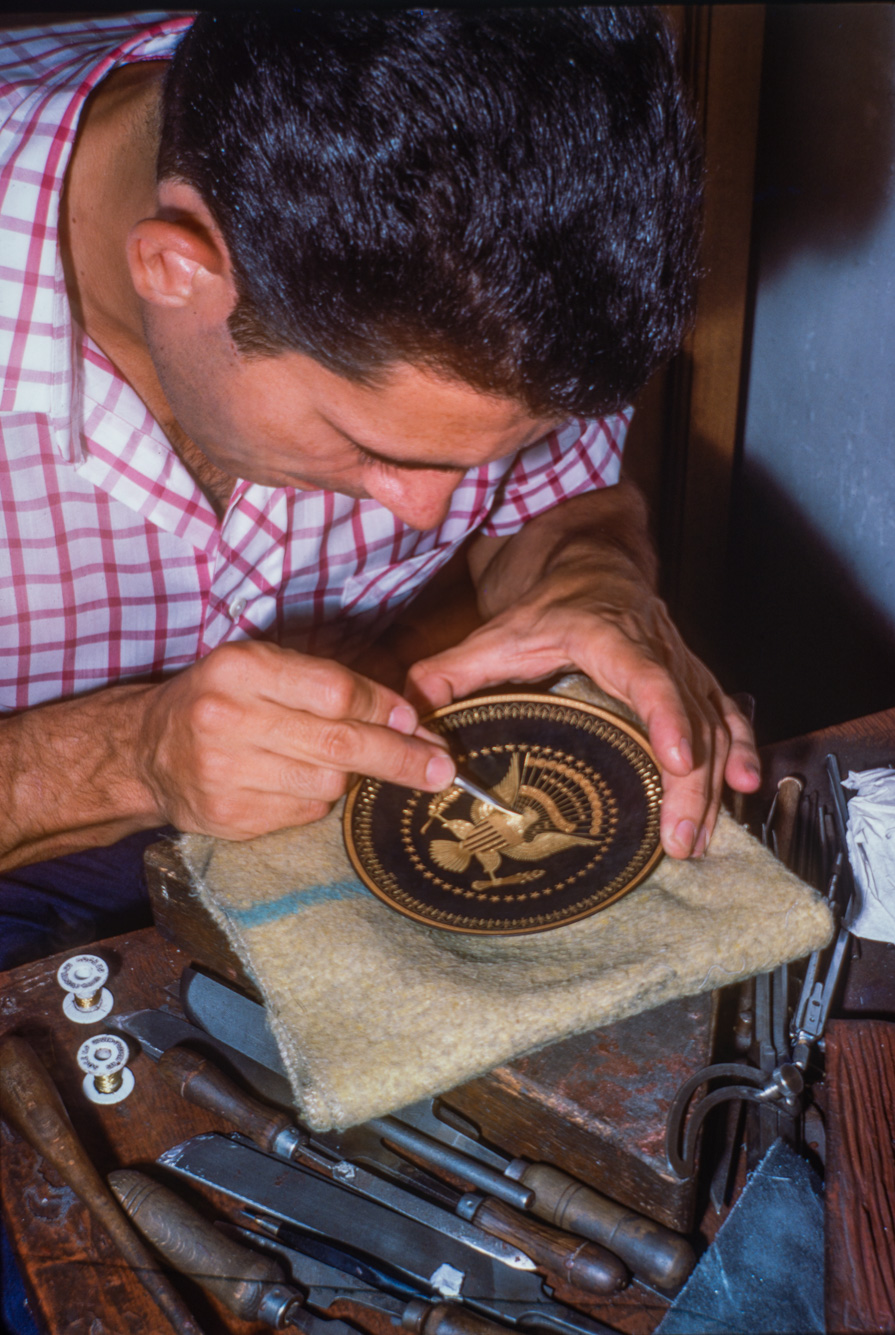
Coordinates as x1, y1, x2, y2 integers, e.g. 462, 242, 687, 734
843, 766, 895, 943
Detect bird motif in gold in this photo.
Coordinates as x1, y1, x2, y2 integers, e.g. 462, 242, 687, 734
423, 752, 599, 888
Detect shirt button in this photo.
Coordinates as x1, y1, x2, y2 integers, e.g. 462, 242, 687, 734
228, 596, 247, 621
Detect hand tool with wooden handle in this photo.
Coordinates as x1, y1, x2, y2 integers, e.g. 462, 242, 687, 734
456, 1195, 626, 1300
500, 1158, 695, 1292
160, 1130, 622, 1335
109, 1169, 512, 1335
0, 1035, 203, 1335
397, 1101, 696, 1292
157, 1044, 308, 1159
157, 1044, 627, 1296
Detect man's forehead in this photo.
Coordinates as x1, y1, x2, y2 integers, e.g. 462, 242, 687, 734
270, 351, 561, 465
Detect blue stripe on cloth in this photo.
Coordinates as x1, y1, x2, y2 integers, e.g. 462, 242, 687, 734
226, 880, 368, 928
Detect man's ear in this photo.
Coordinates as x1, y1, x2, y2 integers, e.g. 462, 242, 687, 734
127, 184, 235, 321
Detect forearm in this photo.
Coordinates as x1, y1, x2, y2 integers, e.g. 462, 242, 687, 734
468, 480, 659, 621
0, 685, 162, 872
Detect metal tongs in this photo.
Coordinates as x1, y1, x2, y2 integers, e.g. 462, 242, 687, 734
665, 756, 856, 1182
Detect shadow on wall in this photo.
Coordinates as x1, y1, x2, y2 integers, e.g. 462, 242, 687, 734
721, 3, 895, 742
723, 459, 895, 745
754, 3, 895, 279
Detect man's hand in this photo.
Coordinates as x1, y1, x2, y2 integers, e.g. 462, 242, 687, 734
138, 640, 455, 839
406, 483, 760, 860
0, 641, 456, 870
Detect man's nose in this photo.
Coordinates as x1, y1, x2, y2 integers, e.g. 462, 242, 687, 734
363, 467, 465, 530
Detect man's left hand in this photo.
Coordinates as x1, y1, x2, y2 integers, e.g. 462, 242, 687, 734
406, 483, 760, 860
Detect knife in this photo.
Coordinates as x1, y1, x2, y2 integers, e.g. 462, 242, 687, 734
158, 1134, 618, 1335
174, 969, 696, 1290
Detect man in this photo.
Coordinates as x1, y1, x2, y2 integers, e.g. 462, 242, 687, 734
0, 9, 760, 966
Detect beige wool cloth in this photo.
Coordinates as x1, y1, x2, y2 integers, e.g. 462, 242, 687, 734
179, 680, 833, 1131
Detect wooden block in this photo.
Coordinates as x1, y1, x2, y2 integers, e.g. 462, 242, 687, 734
824, 1019, 895, 1334
145, 838, 261, 999
446, 993, 714, 1234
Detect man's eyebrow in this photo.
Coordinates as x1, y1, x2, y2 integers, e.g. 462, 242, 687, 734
348, 437, 469, 473
322, 415, 471, 472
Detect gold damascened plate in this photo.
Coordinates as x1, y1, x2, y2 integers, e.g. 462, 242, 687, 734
343, 693, 663, 935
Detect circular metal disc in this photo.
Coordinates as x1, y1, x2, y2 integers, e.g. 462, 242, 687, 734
343, 693, 663, 935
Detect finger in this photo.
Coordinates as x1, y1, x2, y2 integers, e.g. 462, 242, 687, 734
693, 710, 732, 857
407, 625, 568, 713
213, 641, 422, 735
654, 688, 726, 858
276, 655, 421, 734
633, 673, 695, 777
256, 711, 456, 794
660, 761, 711, 859
719, 695, 761, 793
550, 614, 698, 777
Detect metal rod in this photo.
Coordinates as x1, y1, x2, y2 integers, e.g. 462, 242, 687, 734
368, 1116, 534, 1211
451, 771, 518, 817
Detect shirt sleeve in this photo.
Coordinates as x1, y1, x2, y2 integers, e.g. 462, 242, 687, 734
479, 410, 631, 537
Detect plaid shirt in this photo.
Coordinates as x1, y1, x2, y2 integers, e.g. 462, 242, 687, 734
0, 14, 628, 714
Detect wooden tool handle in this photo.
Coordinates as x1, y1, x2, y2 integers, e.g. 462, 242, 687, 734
0, 1036, 204, 1335
401, 1299, 512, 1335
512, 1161, 695, 1291
110, 1169, 295, 1323
158, 1045, 297, 1153
468, 1196, 627, 1296
774, 775, 805, 868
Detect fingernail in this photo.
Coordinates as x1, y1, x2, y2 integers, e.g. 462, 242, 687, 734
388, 704, 417, 735
694, 825, 710, 858
673, 819, 697, 856
672, 738, 693, 770
426, 753, 456, 790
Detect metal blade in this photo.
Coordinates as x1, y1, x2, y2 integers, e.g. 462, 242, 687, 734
452, 771, 518, 817
180, 967, 288, 1077
387, 1100, 512, 1172
159, 1134, 538, 1295
115, 1007, 294, 1108
319, 1126, 465, 1213
237, 1213, 423, 1298
326, 1116, 531, 1211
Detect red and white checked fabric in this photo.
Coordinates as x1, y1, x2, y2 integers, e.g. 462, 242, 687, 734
0, 14, 629, 715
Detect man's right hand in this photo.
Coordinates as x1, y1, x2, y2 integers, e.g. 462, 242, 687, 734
138, 640, 457, 839
0, 641, 457, 871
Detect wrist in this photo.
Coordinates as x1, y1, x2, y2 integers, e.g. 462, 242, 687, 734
2, 684, 165, 868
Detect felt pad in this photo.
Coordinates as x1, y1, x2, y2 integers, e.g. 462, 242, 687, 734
179, 680, 833, 1130
657, 1138, 825, 1334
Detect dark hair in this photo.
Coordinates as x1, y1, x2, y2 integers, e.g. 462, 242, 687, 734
158, 8, 702, 417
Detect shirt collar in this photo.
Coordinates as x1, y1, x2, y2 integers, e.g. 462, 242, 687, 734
0, 15, 191, 463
